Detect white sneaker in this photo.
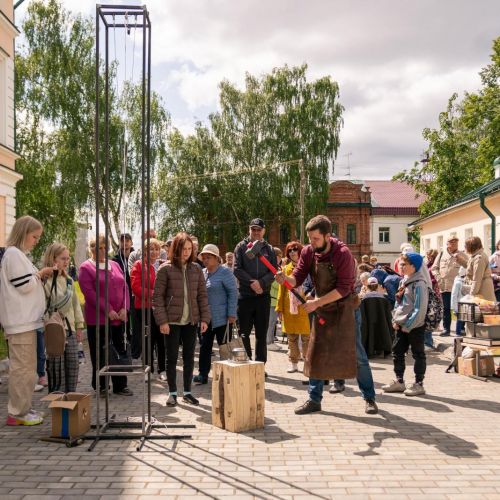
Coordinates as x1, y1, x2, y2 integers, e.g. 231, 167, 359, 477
34, 384, 44, 392
267, 343, 281, 351
382, 380, 406, 393
159, 371, 167, 382
404, 383, 425, 397
287, 363, 298, 373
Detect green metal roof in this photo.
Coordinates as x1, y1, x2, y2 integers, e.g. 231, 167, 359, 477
410, 176, 500, 226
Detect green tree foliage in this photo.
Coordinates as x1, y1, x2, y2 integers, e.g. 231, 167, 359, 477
156, 64, 343, 247
394, 37, 500, 218
15, 0, 169, 256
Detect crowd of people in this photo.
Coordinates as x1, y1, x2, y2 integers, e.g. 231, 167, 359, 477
0, 214, 499, 425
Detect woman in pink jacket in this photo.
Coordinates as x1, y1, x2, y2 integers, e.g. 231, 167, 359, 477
79, 235, 132, 397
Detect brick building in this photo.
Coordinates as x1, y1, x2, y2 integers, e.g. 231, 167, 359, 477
326, 180, 372, 261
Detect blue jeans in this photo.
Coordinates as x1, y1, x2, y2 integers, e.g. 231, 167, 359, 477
441, 291, 451, 333
266, 308, 278, 345
36, 328, 46, 377
455, 319, 464, 335
424, 330, 434, 348
309, 308, 376, 403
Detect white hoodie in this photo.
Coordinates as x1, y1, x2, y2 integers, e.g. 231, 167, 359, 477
0, 246, 45, 334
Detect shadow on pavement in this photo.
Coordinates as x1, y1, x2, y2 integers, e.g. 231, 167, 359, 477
323, 409, 481, 458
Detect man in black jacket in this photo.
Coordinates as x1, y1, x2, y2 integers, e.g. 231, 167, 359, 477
234, 218, 277, 363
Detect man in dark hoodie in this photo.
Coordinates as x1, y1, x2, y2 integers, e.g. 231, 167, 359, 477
234, 218, 277, 363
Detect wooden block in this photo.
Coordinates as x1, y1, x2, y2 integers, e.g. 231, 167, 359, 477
211, 360, 265, 433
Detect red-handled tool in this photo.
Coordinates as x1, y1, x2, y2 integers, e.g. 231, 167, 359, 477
245, 241, 326, 325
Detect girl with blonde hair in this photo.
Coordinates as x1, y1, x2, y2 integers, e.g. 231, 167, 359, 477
0, 216, 54, 425
42, 243, 84, 393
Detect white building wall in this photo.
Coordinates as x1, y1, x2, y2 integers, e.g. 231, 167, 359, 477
371, 215, 414, 264
417, 193, 500, 257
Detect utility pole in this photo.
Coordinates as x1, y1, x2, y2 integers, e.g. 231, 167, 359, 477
299, 159, 306, 243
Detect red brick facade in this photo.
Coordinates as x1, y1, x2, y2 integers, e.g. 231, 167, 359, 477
326, 181, 372, 262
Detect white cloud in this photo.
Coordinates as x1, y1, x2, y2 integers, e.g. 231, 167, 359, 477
15, 0, 500, 179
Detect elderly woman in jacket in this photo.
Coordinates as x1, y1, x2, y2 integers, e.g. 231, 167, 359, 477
153, 232, 210, 407
276, 241, 310, 374
193, 244, 237, 385
0, 216, 54, 426
42, 243, 84, 393
79, 235, 132, 397
464, 236, 496, 301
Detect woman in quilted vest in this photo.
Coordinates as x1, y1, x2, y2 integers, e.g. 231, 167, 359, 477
42, 243, 84, 393
153, 232, 210, 407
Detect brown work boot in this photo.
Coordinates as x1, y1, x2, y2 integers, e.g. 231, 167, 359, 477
294, 399, 321, 415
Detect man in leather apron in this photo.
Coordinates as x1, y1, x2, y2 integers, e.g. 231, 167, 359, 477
276, 215, 359, 414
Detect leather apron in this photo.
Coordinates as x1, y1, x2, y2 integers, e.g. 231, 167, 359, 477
303, 260, 357, 380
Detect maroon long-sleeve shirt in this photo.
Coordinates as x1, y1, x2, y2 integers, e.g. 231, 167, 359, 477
292, 237, 355, 298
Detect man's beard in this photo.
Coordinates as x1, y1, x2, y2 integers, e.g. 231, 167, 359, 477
314, 240, 328, 253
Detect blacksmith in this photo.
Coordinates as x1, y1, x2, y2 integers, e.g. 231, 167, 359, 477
276, 215, 358, 414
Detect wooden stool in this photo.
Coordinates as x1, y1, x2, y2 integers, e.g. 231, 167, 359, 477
212, 360, 265, 432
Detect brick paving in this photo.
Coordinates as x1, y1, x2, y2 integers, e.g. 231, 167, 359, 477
1, 333, 500, 500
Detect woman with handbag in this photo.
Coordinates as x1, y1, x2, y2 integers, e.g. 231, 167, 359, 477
0, 216, 54, 426
193, 244, 238, 385
42, 243, 84, 393
153, 233, 211, 407
79, 235, 133, 397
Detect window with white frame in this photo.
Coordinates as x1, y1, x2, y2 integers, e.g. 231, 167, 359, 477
464, 227, 473, 239
424, 238, 431, 251
484, 225, 492, 251
378, 226, 390, 244
437, 235, 443, 250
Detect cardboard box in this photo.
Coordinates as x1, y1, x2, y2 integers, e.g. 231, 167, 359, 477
42, 393, 91, 438
457, 356, 495, 377
212, 360, 265, 433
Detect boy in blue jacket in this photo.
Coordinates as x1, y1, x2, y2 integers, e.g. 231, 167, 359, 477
382, 252, 429, 397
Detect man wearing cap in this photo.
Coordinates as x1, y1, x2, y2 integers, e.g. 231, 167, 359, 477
233, 218, 277, 363
113, 233, 134, 342
431, 237, 468, 336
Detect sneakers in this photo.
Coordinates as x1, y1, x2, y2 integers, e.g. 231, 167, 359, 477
114, 387, 134, 396
193, 374, 208, 385
38, 375, 48, 387
6, 412, 43, 426
404, 382, 425, 397
329, 381, 345, 394
182, 394, 199, 405
287, 363, 298, 373
267, 343, 281, 351
34, 383, 44, 392
166, 394, 177, 407
365, 399, 378, 414
294, 399, 321, 415
159, 371, 167, 382
382, 380, 406, 393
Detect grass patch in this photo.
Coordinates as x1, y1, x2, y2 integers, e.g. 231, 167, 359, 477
0, 329, 8, 359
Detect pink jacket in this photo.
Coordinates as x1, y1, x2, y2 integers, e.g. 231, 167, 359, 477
78, 259, 129, 326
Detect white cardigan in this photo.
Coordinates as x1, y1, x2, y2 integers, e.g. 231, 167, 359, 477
0, 247, 46, 335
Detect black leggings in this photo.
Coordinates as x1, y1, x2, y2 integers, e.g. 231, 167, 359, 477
165, 324, 197, 393
135, 307, 165, 373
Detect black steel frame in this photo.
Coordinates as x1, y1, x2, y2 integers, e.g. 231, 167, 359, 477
90, 4, 193, 452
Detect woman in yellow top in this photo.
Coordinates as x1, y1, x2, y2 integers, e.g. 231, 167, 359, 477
276, 241, 310, 373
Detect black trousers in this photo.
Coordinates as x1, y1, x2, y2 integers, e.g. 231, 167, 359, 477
392, 325, 426, 383
237, 295, 271, 363
87, 324, 127, 392
198, 323, 227, 377
135, 307, 165, 374
441, 291, 452, 333
165, 324, 197, 393
130, 304, 142, 359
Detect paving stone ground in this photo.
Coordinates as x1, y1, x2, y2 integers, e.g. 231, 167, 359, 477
1, 331, 500, 500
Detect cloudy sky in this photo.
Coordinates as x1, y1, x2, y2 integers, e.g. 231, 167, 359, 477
16, 0, 500, 180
